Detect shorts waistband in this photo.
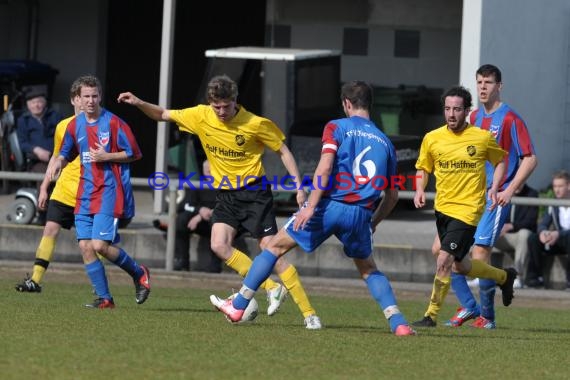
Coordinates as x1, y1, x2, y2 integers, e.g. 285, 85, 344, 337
218, 176, 264, 192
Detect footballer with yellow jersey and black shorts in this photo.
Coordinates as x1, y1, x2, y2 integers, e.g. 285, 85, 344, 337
168, 103, 282, 239
118, 75, 322, 329
410, 86, 518, 328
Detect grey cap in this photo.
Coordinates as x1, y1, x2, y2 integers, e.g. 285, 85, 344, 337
25, 89, 46, 101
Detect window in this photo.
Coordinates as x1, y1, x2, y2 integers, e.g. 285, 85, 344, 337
343, 28, 368, 56
394, 30, 420, 58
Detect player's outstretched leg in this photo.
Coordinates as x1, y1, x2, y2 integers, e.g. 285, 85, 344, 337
365, 271, 416, 336
276, 263, 322, 329
225, 248, 287, 315
214, 250, 278, 321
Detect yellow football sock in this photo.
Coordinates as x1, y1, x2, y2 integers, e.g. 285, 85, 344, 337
467, 259, 507, 284
225, 248, 277, 291
425, 275, 450, 321
278, 264, 316, 318
31, 236, 56, 284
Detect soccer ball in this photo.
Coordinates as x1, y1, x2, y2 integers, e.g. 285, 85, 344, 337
229, 293, 259, 323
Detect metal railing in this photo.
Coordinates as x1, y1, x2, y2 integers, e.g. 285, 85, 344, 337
3, 171, 570, 271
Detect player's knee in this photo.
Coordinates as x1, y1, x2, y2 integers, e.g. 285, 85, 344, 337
431, 246, 439, 258
78, 240, 90, 252
471, 245, 491, 261
43, 222, 61, 237
78, 240, 97, 260
91, 240, 110, 255
436, 255, 454, 276
210, 240, 231, 260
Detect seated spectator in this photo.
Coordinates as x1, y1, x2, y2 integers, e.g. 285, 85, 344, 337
526, 170, 570, 289
16, 89, 62, 174
493, 183, 538, 288
16, 89, 62, 225
154, 160, 221, 272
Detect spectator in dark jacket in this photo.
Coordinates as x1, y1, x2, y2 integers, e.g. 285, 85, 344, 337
526, 170, 570, 289
16, 89, 62, 173
493, 183, 538, 288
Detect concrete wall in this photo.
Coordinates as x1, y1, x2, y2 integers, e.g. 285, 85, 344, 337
462, 0, 570, 190
480, 0, 570, 189
1, 223, 567, 289
459, 0, 482, 94
267, 0, 462, 89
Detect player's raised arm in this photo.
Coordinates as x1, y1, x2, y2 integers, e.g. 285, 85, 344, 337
117, 91, 171, 122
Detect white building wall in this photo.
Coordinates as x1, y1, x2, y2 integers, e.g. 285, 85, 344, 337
475, 0, 570, 189
564, 26, 570, 172
459, 0, 482, 94
268, 0, 462, 88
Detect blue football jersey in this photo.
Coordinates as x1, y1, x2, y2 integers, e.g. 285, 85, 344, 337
59, 109, 142, 218
470, 103, 535, 190
320, 116, 398, 209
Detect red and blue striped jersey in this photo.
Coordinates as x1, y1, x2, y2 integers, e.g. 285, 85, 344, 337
321, 116, 398, 209
58, 109, 142, 218
470, 103, 535, 190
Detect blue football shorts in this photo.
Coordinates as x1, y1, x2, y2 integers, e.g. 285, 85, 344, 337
285, 198, 373, 259
75, 214, 121, 244
474, 198, 511, 247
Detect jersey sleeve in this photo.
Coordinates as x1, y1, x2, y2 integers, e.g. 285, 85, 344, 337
486, 133, 507, 166
415, 134, 434, 173
169, 106, 201, 135
117, 119, 142, 159
387, 140, 398, 178
255, 118, 285, 152
321, 122, 339, 154
52, 117, 73, 157
510, 116, 535, 157
59, 119, 78, 162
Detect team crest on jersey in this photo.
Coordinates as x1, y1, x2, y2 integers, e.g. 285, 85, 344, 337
235, 135, 245, 146
489, 124, 500, 138
98, 131, 110, 146
466, 145, 476, 157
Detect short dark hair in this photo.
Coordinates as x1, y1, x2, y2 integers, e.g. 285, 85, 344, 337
441, 86, 472, 110
71, 75, 102, 97
206, 75, 238, 102
340, 80, 373, 110
476, 64, 502, 83
552, 170, 570, 183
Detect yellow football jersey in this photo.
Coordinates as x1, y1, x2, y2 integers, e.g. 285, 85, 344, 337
415, 124, 506, 226
169, 105, 285, 189
50, 116, 81, 207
